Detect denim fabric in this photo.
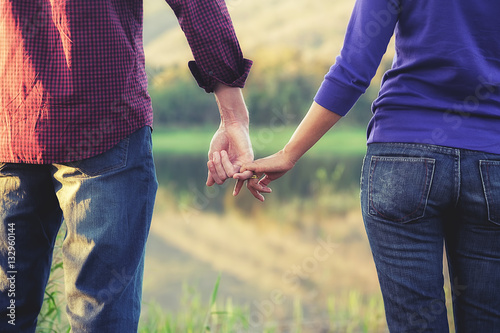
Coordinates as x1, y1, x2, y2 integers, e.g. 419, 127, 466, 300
361, 142, 500, 332
0, 126, 158, 332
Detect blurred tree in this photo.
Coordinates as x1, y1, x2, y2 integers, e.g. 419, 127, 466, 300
147, 46, 396, 128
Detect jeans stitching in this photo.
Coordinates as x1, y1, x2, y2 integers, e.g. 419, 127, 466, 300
454, 152, 461, 208
369, 142, 457, 155
368, 156, 435, 223
69, 138, 130, 177
480, 160, 500, 225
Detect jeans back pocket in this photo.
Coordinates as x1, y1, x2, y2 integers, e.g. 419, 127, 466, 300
367, 156, 435, 223
66, 137, 129, 177
480, 160, 500, 225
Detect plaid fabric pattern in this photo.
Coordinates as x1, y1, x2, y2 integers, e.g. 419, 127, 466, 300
0, 0, 251, 164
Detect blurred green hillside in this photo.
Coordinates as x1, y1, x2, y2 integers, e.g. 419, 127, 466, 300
143, 0, 395, 127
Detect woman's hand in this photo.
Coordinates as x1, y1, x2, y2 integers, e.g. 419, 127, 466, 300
233, 101, 343, 201
233, 149, 297, 201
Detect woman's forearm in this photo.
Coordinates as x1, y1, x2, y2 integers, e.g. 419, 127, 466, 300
283, 101, 342, 163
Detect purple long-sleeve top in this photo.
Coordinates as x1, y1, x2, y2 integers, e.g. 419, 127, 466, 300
314, 0, 500, 154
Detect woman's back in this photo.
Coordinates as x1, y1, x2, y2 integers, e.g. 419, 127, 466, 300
315, 0, 500, 153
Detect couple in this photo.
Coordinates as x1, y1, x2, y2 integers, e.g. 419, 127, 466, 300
1, 0, 500, 332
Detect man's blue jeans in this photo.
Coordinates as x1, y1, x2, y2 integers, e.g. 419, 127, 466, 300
361, 142, 500, 332
0, 126, 158, 332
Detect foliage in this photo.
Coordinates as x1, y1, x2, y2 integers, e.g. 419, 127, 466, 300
35, 223, 455, 333
36, 229, 388, 332
138, 281, 388, 333
144, 0, 398, 129
147, 46, 386, 129
148, 67, 219, 127
36, 227, 70, 333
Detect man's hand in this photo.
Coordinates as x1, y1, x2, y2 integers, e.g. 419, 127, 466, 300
206, 123, 254, 185
206, 83, 254, 186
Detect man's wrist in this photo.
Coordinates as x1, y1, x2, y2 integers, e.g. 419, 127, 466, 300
214, 83, 250, 126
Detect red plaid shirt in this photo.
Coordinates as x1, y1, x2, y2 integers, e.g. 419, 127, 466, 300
0, 0, 252, 164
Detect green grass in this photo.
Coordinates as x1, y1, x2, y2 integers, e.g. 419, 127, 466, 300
152, 125, 367, 157
138, 289, 388, 333
37, 227, 387, 333
37, 252, 388, 333
37, 224, 458, 333
37, 227, 70, 333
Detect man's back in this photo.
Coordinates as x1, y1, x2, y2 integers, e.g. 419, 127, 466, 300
0, 1, 151, 163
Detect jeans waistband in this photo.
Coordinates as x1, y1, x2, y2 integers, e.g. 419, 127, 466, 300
367, 142, 500, 158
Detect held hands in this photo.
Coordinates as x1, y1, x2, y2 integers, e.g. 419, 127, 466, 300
206, 123, 254, 186
208, 148, 295, 202
207, 100, 341, 201
205, 84, 292, 200
232, 102, 342, 200
233, 149, 297, 201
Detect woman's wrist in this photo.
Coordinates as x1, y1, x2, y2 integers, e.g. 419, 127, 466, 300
281, 144, 301, 167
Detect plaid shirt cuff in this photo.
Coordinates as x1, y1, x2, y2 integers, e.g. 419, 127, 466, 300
188, 58, 253, 93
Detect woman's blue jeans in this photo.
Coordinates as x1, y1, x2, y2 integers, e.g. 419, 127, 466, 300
361, 142, 500, 332
0, 126, 158, 332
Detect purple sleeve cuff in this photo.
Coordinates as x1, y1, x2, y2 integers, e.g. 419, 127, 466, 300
314, 75, 365, 117
188, 58, 253, 93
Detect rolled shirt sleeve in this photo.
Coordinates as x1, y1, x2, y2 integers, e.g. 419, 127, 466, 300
166, 0, 252, 92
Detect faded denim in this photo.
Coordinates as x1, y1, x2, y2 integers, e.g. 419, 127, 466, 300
0, 126, 157, 332
361, 142, 500, 332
